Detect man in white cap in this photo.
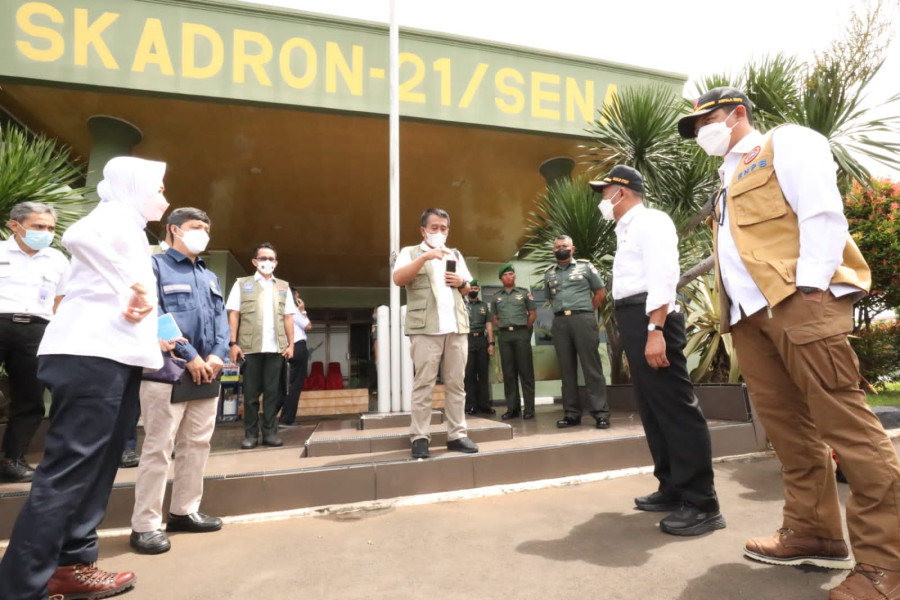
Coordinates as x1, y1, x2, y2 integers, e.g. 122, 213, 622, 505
0, 156, 168, 600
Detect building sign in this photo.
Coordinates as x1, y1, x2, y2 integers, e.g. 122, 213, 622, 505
0, 0, 685, 136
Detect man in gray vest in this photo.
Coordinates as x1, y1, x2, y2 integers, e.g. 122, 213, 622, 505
392, 208, 479, 459
226, 243, 296, 450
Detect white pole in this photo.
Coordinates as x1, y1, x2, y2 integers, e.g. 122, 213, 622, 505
400, 305, 413, 412
376, 305, 391, 413
389, 0, 402, 413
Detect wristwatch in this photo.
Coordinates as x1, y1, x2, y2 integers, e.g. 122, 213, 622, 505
797, 286, 822, 294
647, 324, 662, 332
489, 341, 495, 346
457, 280, 469, 290
228, 341, 238, 347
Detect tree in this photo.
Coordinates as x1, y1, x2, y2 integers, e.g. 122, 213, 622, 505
0, 122, 90, 245
845, 177, 900, 329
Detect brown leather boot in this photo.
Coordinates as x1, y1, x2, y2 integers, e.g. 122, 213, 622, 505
744, 528, 852, 569
830, 564, 900, 600
47, 563, 136, 599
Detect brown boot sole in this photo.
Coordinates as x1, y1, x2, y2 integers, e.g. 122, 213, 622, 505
743, 548, 852, 569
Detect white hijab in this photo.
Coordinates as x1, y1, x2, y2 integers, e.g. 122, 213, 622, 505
96, 156, 167, 227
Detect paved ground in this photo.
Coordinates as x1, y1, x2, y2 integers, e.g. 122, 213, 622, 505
69, 439, 900, 600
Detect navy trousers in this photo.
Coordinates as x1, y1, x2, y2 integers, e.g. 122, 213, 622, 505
0, 355, 142, 600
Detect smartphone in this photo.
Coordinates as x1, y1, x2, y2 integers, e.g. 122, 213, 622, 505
446, 259, 457, 273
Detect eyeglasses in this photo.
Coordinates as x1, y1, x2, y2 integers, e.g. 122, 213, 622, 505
714, 188, 728, 227
255, 257, 276, 262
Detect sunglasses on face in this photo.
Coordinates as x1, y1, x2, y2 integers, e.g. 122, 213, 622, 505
256, 257, 276, 262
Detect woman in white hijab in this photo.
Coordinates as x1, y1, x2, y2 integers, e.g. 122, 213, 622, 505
0, 157, 169, 600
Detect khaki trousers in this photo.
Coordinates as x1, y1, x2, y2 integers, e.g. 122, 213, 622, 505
733, 290, 900, 568
409, 333, 468, 442
131, 381, 218, 532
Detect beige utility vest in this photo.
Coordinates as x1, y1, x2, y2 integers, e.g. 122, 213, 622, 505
402, 246, 469, 335
713, 127, 871, 332
235, 275, 290, 353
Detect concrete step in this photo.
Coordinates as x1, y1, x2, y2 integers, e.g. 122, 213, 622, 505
359, 410, 443, 430
305, 416, 512, 457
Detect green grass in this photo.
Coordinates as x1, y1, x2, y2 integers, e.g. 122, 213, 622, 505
868, 382, 900, 407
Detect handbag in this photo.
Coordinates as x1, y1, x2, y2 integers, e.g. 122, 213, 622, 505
142, 352, 187, 384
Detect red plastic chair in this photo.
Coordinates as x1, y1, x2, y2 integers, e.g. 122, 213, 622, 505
325, 362, 344, 390
307, 361, 326, 391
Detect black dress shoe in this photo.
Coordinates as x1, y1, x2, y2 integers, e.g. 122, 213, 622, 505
501, 410, 521, 420
262, 435, 284, 447
0, 457, 35, 482
446, 437, 479, 453
522, 410, 535, 420
166, 512, 223, 533
465, 408, 477, 416
556, 417, 581, 428
595, 417, 610, 429
659, 504, 726, 536
130, 529, 171, 554
240, 437, 258, 450
411, 438, 430, 459
635, 491, 681, 512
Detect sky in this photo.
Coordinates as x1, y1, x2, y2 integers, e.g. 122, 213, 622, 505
245, 0, 900, 179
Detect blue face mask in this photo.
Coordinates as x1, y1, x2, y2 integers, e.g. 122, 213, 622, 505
20, 229, 54, 251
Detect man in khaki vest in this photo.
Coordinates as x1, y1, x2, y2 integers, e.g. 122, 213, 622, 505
679, 87, 900, 600
226, 243, 296, 450
392, 208, 479, 459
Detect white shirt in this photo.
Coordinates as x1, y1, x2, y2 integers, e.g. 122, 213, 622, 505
717, 126, 857, 325
393, 242, 472, 335
292, 311, 310, 342
0, 236, 70, 319
38, 202, 162, 369
612, 204, 679, 314
226, 271, 298, 353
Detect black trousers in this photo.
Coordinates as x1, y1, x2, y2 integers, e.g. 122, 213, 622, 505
0, 319, 48, 459
551, 312, 608, 419
243, 352, 284, 438
464, 335, 492, 412
497, 328, 535, 412
615, 305, 718, 511
0, 355, 142, 600
277, 340, 308, 425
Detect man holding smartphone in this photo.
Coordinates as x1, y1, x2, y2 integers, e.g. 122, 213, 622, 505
392, 208, 479, 459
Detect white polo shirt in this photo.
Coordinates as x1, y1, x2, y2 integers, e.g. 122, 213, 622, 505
0, 236, 70, 320
612, 204, 679, 315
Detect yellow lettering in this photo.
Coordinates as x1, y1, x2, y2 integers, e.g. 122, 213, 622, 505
74, 9, 119, 69
600, 84, 618, 125
531, 72, 560, 120
397, 52, 425, 103
494, 68, 524, 114
233, 29, 273, 86
458, 63, 488, 109
132, 18, 173, 75
565, 77, 594, 122
15, 2, 64, 62
326, 42, 363, 95
280, 37, 316, 90
182, 23, 223, 79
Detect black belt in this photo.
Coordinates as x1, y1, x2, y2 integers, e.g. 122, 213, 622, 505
553, 310, 592, 317
499, 325, 527, 331
469, 331, 485, 337
614, 292, 648, 308
0, 313, 49, 324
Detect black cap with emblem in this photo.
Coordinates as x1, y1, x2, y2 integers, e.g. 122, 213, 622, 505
677, 87, 752, 139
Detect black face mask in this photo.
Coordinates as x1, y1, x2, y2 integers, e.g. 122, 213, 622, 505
468, 291, 479, 300
554, 248, 572, 261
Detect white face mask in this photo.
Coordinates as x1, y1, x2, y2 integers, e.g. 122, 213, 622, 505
425, 232, 447, 248
141, 192, 169, 222
598, 188, 623, 221
177, 227, 210, 254
696, 110, 737, 157
257, 260, 276, 275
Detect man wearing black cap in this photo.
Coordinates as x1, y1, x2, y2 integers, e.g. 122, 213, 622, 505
679, 87, 900, 598
543, 236, 610, 429
590, 165, 724, 537
464, 280, 495, 416
491, 264, 537, 420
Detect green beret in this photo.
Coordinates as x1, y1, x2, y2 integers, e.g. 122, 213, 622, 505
498, 263, 515, 277
469, 279, 479, 286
